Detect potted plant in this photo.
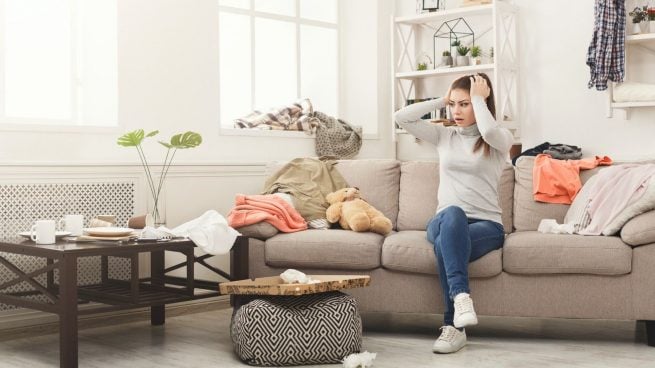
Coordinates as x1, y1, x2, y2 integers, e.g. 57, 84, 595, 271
118, 130, 202, 227
416, 52, 433, 70
489, 46, 494, 63
441, 50, 453, 67
456, 45, 470, 67
649, 7, 655, 33
629, 6, 648, 34
470, 45, 482, 65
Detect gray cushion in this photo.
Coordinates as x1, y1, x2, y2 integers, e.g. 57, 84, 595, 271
381, 231, 502, 278
620, 210, 655, 247
503, 231, 632, 275
235, 222, 279, 240
396, 161, 514, 234
336, 159, 401, 229
265, 229, 383, 270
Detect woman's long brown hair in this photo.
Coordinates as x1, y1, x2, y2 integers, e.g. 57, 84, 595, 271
450, 73, 495, 157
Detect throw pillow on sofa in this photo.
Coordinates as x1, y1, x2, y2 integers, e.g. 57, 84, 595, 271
620, 210, 655, 246
564, 172, 600, 233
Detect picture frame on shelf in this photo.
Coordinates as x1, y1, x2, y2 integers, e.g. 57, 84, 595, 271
422, 0, 440, 12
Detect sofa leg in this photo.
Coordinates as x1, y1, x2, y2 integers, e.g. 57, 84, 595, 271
647, 321, 655, 347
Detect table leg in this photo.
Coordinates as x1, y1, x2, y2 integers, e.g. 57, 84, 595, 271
230, 236, 250, 307
150, 250, 165, 325
59, 254, 78, 368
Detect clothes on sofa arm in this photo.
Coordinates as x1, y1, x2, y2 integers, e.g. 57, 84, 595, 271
511, 142, 582, 165
262, 157, 349, 221
426, 206, 504, 327
227, 194, 307, 232
394, 97, 512, 225
532, 154, 613, 204
577, 164, 655, 235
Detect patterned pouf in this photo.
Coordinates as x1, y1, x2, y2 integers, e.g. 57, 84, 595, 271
231, 291, 362, 366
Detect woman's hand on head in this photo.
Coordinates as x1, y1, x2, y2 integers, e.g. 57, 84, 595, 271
470, 74, 490, 99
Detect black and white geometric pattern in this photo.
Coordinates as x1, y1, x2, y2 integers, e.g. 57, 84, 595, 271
0, 182, 135, 311
231, 291, 362, 366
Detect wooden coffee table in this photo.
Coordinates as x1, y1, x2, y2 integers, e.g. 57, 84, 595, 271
0, 235, 249, 368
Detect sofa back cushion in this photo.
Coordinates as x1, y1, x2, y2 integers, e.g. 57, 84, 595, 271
265, 159, 401, 229
397, 161, 514, 233
513, 156, 603, 231
336, 159, 401, 229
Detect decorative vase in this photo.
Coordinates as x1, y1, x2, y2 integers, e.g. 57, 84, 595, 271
470, 56, 482, 65
632, 22, 642, 35
148, 197, 166, 228
441, 55, 453, 67
640, 21, 649, 34
456, 55, 470, 67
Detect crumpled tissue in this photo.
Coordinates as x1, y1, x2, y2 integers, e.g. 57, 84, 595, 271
537, 219, 574, 234
280, 269, 320, 284
342, 351, 377, 368
171, 210, 241, 255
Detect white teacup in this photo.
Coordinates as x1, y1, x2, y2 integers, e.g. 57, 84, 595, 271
30, 220, 56, 244
59, 214, 84, 236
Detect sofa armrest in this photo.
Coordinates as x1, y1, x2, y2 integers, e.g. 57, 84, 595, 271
620, 210, 655, 247
235, 222, 279, 240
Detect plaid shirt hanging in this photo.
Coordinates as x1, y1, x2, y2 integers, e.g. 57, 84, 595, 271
586, 0, 625, 91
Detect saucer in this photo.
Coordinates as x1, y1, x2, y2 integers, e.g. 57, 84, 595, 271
83, 227, 135, 237
18, 231, 72, 239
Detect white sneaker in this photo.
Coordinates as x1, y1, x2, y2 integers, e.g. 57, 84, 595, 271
432, 325, 467, 354
453, 293, 478, 328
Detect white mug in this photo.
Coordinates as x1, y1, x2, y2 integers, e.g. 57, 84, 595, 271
30, 220, 56, 244
59, 214, 84, 236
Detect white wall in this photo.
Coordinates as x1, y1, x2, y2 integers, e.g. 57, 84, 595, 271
396, 0, 655, 161
0, 0, 394, 165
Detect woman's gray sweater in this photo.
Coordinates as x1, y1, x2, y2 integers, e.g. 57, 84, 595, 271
394, 96, 513, 225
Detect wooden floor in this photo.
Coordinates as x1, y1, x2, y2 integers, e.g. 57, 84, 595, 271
1, 307, 654, 367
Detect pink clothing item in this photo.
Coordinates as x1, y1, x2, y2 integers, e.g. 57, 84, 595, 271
227, 194, 307, 232
533, 154, 613, 204
578, 164, 655, 235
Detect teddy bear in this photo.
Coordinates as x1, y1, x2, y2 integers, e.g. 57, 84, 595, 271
325, 187, 392, 235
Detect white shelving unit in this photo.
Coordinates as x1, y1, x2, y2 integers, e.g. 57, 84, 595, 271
607, 33, 655, 118
392, 1, 520, 140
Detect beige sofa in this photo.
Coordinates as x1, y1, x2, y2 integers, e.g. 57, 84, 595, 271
239, 157, 655, 346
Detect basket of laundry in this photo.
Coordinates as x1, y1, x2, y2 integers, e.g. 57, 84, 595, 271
220, 273, 370, 366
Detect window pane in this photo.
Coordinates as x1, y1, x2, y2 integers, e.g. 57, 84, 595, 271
300, 0, 337, 23
218, 0, 250, 9
254, 18, 296, 112
300, 25, 337, 116
219, 12, 252, 125
77, 0, 118, 126
5, 0, 71, 120
254, 0, 295, 17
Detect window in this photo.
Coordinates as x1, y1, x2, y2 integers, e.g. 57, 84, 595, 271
0, 0, 118, 127
218, 0, 339, 130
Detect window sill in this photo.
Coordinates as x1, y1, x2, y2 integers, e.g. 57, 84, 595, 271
219, 127, 379, 140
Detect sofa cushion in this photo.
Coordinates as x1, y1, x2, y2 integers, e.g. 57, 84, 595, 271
503, 231, 632, 275
381, 231, 502, 278
235, 222, 279, 240
336, 160, 400, 229
396, 161, 514, 234
265, 229, 383, 270
513, 156, 603, 231
621, 210, 655, 246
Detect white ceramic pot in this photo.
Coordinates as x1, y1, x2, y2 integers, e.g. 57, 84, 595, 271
456, 55, 469, 67
632, 22, 642, 35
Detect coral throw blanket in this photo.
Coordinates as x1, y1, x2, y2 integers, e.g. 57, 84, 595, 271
227, 194, 307, 232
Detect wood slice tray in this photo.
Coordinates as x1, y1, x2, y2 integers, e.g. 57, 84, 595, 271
219, 275, 370, 296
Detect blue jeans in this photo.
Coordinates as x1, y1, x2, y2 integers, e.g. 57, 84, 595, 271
426, 206, 505, 326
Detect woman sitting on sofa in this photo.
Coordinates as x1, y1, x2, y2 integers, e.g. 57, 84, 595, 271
394, 73, 513, 354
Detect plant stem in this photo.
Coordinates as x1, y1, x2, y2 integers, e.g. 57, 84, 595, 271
136, 144, 157, 203
155, 148, 177, 211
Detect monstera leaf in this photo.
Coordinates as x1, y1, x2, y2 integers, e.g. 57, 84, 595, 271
117, 129, 159, 147
158, 131, 202, 149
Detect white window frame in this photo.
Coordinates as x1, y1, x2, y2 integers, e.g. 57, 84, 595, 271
218, 0, 341, 138
0, 0, 120, 133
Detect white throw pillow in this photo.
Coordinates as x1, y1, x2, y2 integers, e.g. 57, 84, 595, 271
602, 177, 655, 235
564, 173, 600, 233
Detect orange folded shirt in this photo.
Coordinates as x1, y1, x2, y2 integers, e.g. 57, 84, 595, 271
227, 194, 307, 232
532, 154, 613, 204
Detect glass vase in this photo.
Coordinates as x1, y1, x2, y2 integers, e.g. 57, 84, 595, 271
148, 197, 166, 228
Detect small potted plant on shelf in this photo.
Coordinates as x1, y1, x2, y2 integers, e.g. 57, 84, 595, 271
629, 6, 648, 34
456, 45, 470, 67
441, 50, 453, 67
470, 46, 482, 65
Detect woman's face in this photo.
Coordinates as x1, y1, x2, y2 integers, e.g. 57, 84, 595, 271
449, 88, 476, 127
